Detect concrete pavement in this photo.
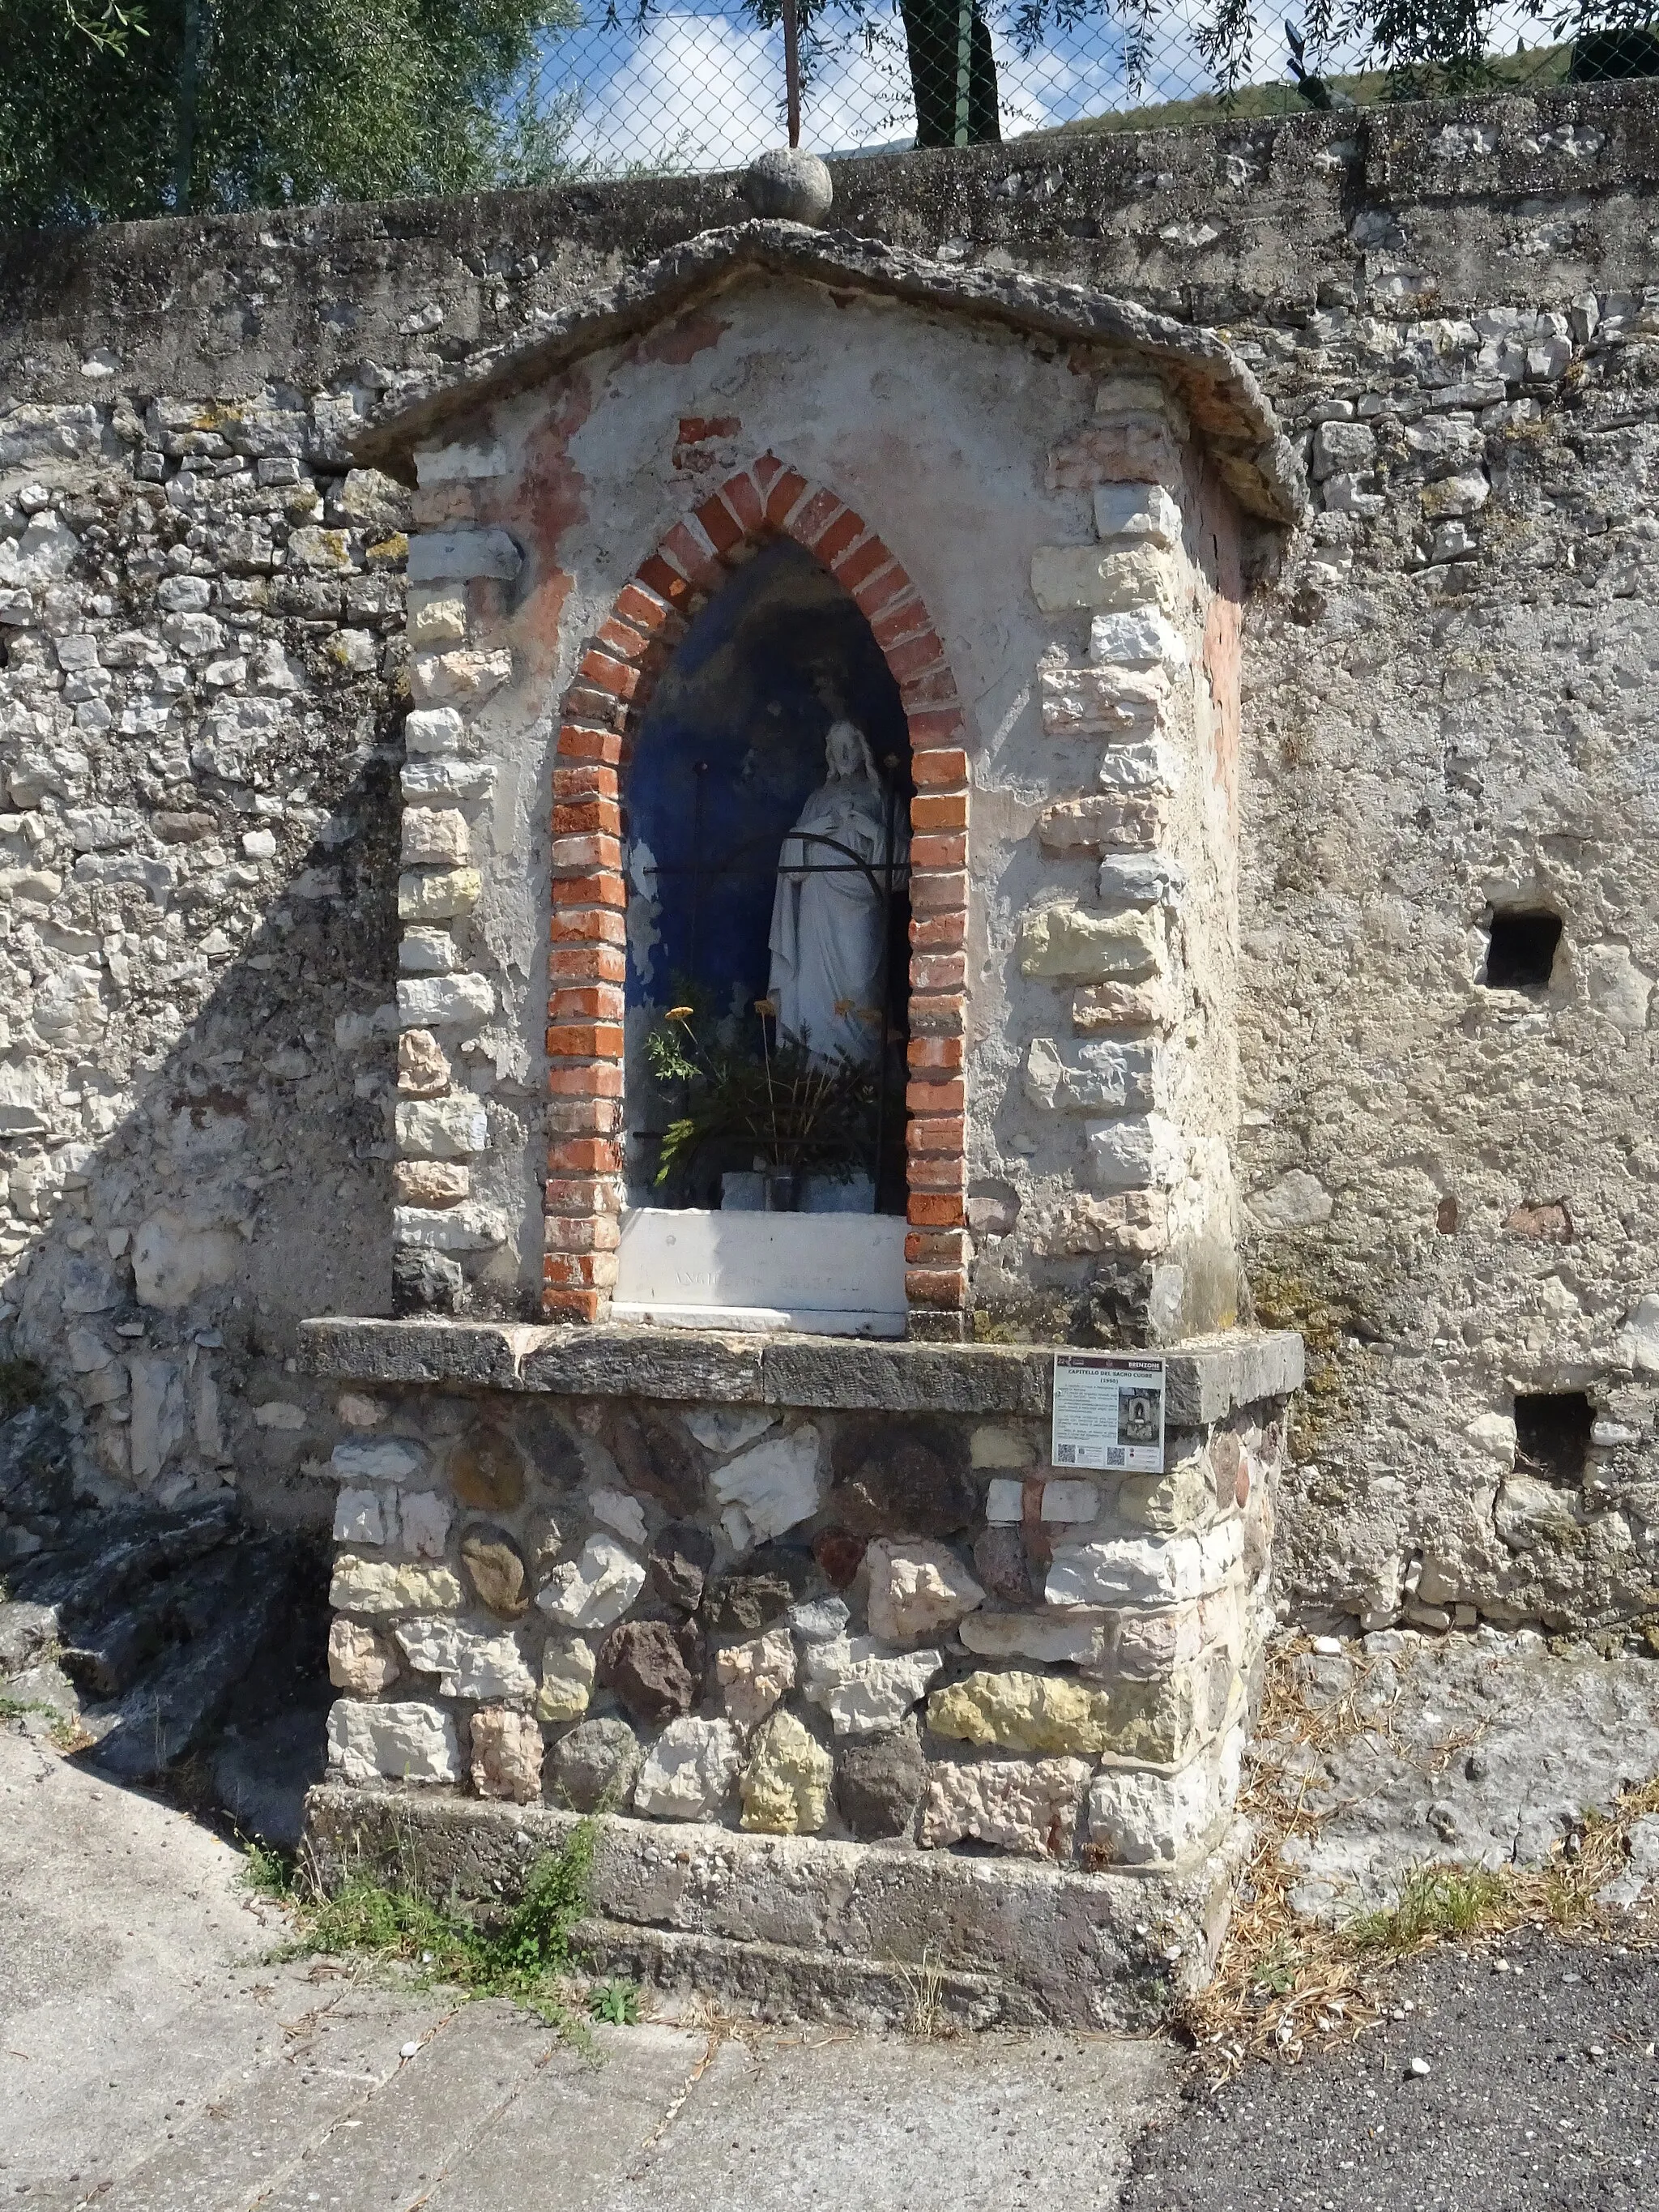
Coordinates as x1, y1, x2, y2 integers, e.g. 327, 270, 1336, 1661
0, 1727, 1172, 2211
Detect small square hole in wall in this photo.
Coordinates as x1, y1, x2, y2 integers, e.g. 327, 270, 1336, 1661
1484, 910, 1563, 991
1513, 1392, 1593, 1484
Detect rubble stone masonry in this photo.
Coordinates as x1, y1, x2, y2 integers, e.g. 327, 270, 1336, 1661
3, 79, 1659, 1649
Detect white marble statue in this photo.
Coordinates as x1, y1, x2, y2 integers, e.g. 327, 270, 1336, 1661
766, 720, 907, 1067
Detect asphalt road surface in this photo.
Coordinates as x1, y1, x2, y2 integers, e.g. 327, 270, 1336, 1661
1124, 1928, 1659, 2212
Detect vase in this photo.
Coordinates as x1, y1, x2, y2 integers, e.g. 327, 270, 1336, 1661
763, 1168, 799, 1213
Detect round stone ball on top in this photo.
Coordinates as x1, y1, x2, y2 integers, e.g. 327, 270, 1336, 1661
742, 146, 834, 226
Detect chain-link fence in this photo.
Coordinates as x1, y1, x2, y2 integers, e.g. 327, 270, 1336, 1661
524, 2, 1652, 178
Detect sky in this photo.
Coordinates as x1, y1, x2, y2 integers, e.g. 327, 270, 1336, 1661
531, 0, 1546, 177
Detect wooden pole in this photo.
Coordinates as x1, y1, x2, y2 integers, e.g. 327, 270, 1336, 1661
783, 0, 802, 147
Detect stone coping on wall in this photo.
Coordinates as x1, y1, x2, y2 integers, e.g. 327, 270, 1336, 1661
299, 1316, 1303, 1426
348, 220, 1306, 527
302, 1782, 1247, 2031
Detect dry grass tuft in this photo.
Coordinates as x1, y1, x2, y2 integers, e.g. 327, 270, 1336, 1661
1179, 1639, 1659, 2079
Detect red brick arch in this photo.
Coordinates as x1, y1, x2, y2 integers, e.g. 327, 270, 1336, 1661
543, 451, 970, 1335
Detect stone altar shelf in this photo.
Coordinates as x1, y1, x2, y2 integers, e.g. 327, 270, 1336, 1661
612, 1206, 908, 1336
300, 1317, 1302, 2028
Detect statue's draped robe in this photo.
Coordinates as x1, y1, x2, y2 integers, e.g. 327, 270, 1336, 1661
767, 775, 907, 1065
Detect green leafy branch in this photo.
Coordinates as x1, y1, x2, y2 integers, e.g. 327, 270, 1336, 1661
645, 987, 877, 1189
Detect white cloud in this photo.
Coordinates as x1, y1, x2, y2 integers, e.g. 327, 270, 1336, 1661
547, 1, 1541, 177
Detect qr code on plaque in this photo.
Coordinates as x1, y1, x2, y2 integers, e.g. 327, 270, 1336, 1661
1054, 1443, 1077, 1465
1107, 1447, 1126, 1468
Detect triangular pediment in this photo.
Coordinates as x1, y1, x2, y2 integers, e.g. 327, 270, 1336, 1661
352, 220, 1303, 525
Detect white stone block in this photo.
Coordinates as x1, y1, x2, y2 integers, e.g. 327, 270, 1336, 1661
333, 1487, 386, 1545
329, 1556, 463, 1614
409, 594, 467, 647
1614, 1295, 1659, 1374
919, 1755, 1091, 1855
535, 1535, 645, 1630
985, 1477, 1026, 1524
327, 1697, 458, 1786
684, 1406, 777, 1455
865, 1539, 984, 1644
1094, 482, 1183, 547
1030, 542, 1177, 615
402, 810, 470, 866
633, 1718, 742, 1819
394, 1618, 535, 1702
416, 441, 508, 485
613, 1208, 906, 1336
959, 1609, 1113, 1667
395, 1096, 488, 1159
399, 928, 461, 974
1045, 1518, 1243, 1608
1086, 1114, 1179, 1193
715, 1626, 796, 1732
391, 1203, 507, 1250
537, 1637, 596, 1722
787, 1595, 850, 1642
800, 1636, 942, 1736
1097, 741, 1171, 793
1018, 903, 1162, 983
710, 1425, 822, 1542
1098, 854, 1183, 908
1041, 1479, 1100, 1522
590, 1487, 648, 1544
398, 866, 480, 922
397, 974, 495, 1030
399, 1490, 451, 1559
1311, 419, 1376, 479
409, 648, 513, 705
1039, 664, 1169, 737
1087, 1728, 1242, 1865
1088, 610, 1188, 669
407, 528, 522, 583
331, 1436, 426, 1484
1024, 1036, 1155, 1115
130, 1215, 241, 1310
403, 758, 497, 803
404, 707, 465, 756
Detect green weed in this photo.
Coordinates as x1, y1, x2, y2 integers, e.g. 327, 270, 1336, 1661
1346, 1864, 1508, 1954
587, 1977, 640, 2026
259, 1818, 600, 2015
238, 1838, 299, 1901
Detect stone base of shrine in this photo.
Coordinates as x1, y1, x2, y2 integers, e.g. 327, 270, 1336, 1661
301, 1782, 1247, 2031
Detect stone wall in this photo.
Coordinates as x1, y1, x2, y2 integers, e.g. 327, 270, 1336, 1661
4, 79, 1659, 1636
301, 1318, 1294, 2022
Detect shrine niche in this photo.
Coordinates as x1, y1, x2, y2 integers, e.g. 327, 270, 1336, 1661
303, 220, 1307, 2032
350, 221, 1301, 1346
614, 534, 916, 1334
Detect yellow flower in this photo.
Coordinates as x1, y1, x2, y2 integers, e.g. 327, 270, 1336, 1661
754, 997, 778, 1017
667, 1005, 694, 1021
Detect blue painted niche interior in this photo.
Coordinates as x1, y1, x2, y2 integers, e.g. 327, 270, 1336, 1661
625, 536, 912, 1022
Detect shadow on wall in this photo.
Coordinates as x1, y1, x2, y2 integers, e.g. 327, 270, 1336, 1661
2, 755, 402, 1535
0, 415, 420, 1540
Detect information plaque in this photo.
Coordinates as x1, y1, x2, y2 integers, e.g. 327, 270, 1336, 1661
1050, 1352, 1166, 1474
